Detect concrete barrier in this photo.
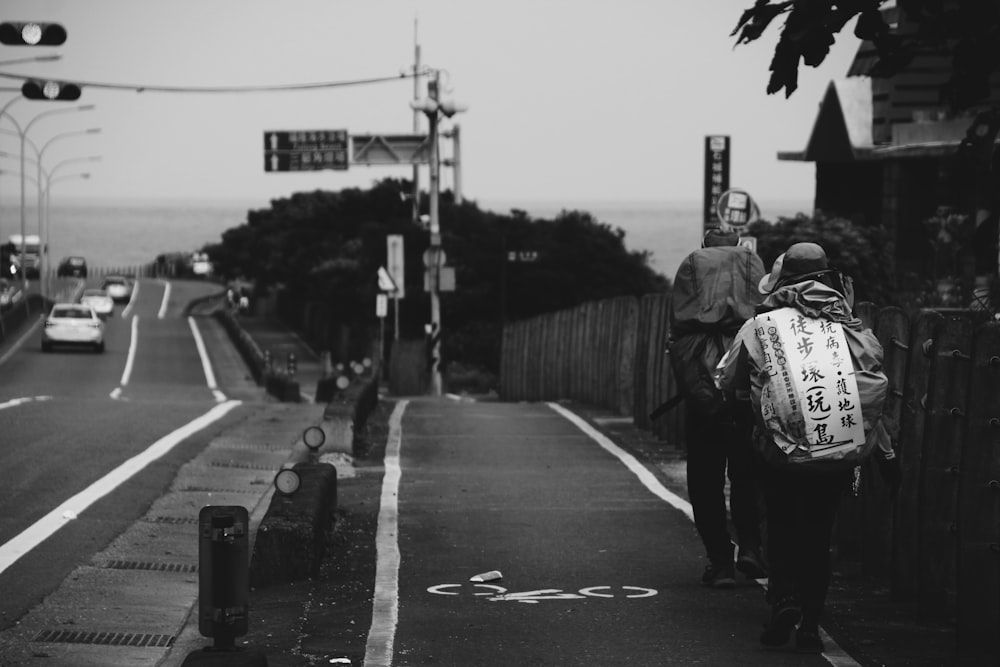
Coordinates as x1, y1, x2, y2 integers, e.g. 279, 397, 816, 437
249, 462, 337, 588
248, 358, 382, 587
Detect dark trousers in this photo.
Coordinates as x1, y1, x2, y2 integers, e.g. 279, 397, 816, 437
762, 466, 852, 627
685, 403, 763, 565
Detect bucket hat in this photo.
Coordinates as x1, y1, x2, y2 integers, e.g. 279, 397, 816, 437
758, 242, 829, 293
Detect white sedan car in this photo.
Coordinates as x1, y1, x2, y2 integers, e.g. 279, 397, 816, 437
101, 275, 134, 303
79, 288, 114, 318
42, 303, 105, 353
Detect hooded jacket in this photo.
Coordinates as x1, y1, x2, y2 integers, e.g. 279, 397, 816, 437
715, 278, 894, 468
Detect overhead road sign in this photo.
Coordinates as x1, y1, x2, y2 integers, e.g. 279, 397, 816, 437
263, 130, 348, 172
352, 134, 431, 166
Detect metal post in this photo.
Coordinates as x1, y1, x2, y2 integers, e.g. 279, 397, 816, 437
451, 124, 462, 204
428, 73, 442, 397
411, 19, 421, 227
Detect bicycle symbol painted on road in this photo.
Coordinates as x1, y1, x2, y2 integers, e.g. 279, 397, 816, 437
426, 584, 658, 604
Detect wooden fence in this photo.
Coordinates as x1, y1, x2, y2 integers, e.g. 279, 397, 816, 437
500, 294, 1000, 659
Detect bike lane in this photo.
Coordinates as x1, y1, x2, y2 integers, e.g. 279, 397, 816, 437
374, 398, 827, 666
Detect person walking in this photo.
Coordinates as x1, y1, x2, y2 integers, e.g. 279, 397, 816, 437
715, 242, 899, 653
668, 228, 769, 588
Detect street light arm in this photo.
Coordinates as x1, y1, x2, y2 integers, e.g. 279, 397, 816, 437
49, 155, 100, 180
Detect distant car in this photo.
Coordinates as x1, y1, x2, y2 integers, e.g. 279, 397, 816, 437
101, 275, 134, 303
57, 255, 88, 278
42, 303, 105, 353
79, 288, 114, 318
0, 278, 24, 310
191, 252, 212, 277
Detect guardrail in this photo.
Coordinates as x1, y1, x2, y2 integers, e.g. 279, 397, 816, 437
500, 295, 1000, 660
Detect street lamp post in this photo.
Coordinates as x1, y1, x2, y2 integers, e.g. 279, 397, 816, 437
36, 130, 100, 293
43, 156, 98, 293
410, 72, 467, 396
12, 104, 95, 286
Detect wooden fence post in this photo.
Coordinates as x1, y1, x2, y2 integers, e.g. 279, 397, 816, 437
916, 313, 976, 621
862, 306, 911, 576
618, 298, 639, 418
956, 322, 1000, 660
893, 309, 944, 601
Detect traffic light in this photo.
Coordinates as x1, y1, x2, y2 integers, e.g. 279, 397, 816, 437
21, 79, 81, 101
0, 22, 66, 46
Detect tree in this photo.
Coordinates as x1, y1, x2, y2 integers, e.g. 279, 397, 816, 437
747, 211, 896, 307
732, 0, 1000, 112
204, 179, 668, 377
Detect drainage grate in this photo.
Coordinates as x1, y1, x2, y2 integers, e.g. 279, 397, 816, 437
145, 516, 199, 525
103, 559, 197, 573
180, 486, 261, 494
209, 460, 276, 471
33, 630, 175, 647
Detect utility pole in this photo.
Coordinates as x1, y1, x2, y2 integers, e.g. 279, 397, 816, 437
442, 124, 462, 204
411, 18, 422, 227
427, 71, 443, 396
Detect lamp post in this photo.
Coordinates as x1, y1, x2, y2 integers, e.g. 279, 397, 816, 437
10, 104, 95, 286
0, 54, 62, 241
410, 71, 467, 396
36, 129, 100, 292
43, 156, 98, 294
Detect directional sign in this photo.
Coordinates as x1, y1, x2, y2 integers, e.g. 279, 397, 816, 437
386, 235, 405, 299
377, 266, 398, 293
263, 130, 348, 172
352, 134, 431, 165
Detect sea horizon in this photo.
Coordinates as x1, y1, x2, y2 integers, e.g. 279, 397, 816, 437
1, 196, 814, 279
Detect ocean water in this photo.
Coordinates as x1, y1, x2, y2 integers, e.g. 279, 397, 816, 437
483, 199, 813, 278
1, 197, 812, 279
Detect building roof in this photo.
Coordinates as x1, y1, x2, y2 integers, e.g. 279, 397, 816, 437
778, 78, 873, 162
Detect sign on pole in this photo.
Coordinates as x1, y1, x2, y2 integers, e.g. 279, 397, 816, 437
376, 293, 388, 318
377, 266, 398, 293
716, 187, 761, 231
703, 135, 730, 231
263, 130, 349, 172
386, 235, 405, 299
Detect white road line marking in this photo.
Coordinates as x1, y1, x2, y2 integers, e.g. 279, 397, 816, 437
0, 399, 242, 575
547, 402, 694, 521
111, 314, 139, 399
188, 316, 226, 402
158, 280, 170, 319
364, 399, 408, 667
547, 402, 861, 667
121, 280, 139, 319
0, 396, 52, 411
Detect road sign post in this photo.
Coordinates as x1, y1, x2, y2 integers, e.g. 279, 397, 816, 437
704, 135, 730, 232
263, 130, 348, 172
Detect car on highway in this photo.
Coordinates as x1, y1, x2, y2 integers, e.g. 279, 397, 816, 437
79, 288, 114, 318
101, 275, 134, 303
0, 278, 24, 310
56, 255, 88, 278
41, 302, 105, 353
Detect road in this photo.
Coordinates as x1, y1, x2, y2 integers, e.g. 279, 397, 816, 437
0, 278, 241, 631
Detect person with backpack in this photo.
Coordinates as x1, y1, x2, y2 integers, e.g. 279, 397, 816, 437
715, 242, 899, 653
668, 227, 769, 588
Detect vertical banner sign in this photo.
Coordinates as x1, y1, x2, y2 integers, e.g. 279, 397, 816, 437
754, 308, 866, 462
703, 135, 730, 231
386, 235, 405, 299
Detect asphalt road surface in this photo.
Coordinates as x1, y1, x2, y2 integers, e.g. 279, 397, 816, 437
366, 398, 832, 666
0, 279, 238, 631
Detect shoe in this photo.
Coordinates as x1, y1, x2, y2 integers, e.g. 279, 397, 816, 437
701, 562, 736, 588
795, 627, 824, 654
736, 547, 769, 579
760, 601, 802, 648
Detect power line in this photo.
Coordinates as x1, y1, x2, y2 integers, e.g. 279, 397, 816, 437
0, 69, 433, 94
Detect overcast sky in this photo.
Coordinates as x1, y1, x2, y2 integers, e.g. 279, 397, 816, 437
0, 0, 861, 211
